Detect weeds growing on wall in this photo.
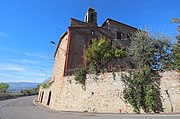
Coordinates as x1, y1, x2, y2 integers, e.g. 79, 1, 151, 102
38, 81, 54, 89
74, 67, 87, 90
112, 71, 116, 81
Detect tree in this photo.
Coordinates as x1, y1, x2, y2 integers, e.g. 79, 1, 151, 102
122, 67, 163, 113
121, 30, 171, 113
85, 37, 125, 73
129, 30, 172, 70
0, 83, 9, 93
172, 30, 180, 70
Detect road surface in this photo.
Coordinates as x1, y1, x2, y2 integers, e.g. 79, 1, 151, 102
0, 96, 179, 119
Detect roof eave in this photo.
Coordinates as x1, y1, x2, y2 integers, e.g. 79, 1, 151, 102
54, 32, 68, 58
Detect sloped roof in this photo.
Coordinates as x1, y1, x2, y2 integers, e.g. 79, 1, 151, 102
101, 18, 138, 30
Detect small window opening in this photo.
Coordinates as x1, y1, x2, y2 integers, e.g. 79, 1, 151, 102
91, 14, 94, 22
40, 91, 44, 103
116, 31, 123, 39
91, 30, 95, 35
85, 15, 87, 22
47, 91, 52, 106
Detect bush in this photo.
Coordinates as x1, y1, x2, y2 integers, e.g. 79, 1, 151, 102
21, 88, 38, 96
122, 67, 163, 113
74, 67, 87, 89
0, 83, 9, 93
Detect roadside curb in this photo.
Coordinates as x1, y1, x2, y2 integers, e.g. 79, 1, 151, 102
33, 98, 54, 112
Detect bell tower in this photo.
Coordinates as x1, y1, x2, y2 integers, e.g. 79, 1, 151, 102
84, 6, 97, 25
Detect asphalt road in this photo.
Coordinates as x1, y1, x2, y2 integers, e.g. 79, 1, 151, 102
0, 96, 179, 119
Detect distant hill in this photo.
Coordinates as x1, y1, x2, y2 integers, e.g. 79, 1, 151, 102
7, 82, 39, 92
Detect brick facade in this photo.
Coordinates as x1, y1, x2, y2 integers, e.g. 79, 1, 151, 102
52, 7, 138, 78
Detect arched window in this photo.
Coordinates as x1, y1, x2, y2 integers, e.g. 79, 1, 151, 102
47, 91, 52, 106
91, 13, 94, 22
40, 91, 44, 103
85, 15, 87, 22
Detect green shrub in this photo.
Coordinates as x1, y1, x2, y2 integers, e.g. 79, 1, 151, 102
122, 67, 163, 113
74, 67, 87, 89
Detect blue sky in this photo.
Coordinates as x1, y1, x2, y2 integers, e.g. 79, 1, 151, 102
0, 0, 179, 83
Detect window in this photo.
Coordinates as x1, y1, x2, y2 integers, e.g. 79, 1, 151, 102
85, 15, 87, 22
91, 30, 95, 35
116, 31, 122, 39
89, 39, 93, 45
91, 14, 94, 22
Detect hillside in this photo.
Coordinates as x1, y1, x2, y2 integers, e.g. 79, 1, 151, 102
7, 82, 39, 92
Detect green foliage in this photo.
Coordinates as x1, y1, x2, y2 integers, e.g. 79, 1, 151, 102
112, 71, 116, 81
172, 34, 180, 70
0, 82, 9, 93
38, 81, 54, 89
171, 20, 180, 70
85, 37, 125, 73
129, 30, 172, 70
0, 92, 24, 101
74, 67, 87, 88
122, 67, 163, 113
38, 83, 49, 89
122, 30, 170, 113
21, 88, 38, 96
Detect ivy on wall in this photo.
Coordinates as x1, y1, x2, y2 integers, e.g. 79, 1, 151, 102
73, 67, 87, 90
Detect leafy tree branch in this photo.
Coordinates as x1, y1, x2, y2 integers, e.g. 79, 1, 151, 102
85, 37, 125, 74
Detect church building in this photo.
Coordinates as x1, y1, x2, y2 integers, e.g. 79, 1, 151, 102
37, 8, 180, 114
52, 7, 138, 81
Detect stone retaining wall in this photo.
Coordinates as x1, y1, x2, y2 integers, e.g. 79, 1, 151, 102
38, 70, 180, 113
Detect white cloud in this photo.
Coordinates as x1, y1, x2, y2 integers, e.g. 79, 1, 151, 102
0, 64, 25, 72
0, 66, 51, 83
0, 72, 45, 83
0, 52, 52, 83
9, 59, 37, 64
24, 52, 50, 59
